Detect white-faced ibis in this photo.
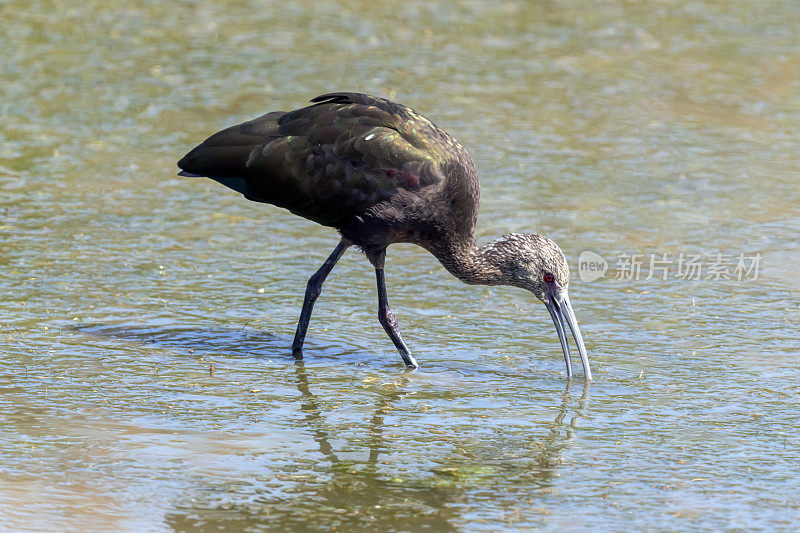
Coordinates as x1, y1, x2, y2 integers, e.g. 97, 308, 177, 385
178, 92, 591, 379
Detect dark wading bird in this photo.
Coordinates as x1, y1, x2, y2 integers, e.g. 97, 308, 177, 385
178, 92, 592, 379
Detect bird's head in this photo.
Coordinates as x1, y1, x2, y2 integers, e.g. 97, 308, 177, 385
491, 233, 592, 380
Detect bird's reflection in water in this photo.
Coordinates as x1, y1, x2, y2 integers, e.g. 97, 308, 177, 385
292, 360, 402, 466
245, 361, 461, 531
529, 380, 591, 480
168, 368, 592, 530
293, 361, 340, 463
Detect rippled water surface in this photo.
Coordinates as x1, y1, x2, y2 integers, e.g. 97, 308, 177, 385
2, 1, 800, 531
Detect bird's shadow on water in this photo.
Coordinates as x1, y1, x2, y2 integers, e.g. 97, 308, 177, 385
164, 363, 592, 531
74, 322, 285, 358
71, 322, 379, 367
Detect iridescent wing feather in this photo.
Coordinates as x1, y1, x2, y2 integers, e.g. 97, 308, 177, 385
179, 93, 448, 227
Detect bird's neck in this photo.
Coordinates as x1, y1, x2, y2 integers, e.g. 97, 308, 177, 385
431, 236, 508, 286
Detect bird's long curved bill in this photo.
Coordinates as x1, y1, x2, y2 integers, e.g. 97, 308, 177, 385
545, 290, 592, 380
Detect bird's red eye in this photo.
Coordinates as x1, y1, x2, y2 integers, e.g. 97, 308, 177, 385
544, 273, 554, 284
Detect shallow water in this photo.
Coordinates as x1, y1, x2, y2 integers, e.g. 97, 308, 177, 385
2, 0, 800, 530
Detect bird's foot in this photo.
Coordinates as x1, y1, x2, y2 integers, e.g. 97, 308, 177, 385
400, 350, 418, 369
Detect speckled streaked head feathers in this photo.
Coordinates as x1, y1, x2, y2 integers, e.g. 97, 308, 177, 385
474, 233, 570, 300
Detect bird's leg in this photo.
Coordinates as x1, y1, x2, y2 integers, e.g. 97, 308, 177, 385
372, 253, 419, 369
292, 238, 350, 359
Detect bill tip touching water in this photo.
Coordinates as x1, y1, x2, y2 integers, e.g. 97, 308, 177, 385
178, 92, 591, 380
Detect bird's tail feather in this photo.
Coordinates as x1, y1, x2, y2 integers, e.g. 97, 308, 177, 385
177, 168, 251, 198
177, 142, 255, 178
177, 170, 204, 177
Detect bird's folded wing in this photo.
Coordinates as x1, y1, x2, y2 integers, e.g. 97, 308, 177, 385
179, 93, 447, 227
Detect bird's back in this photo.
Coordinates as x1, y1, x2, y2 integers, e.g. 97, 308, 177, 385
179, 92, 479, 242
